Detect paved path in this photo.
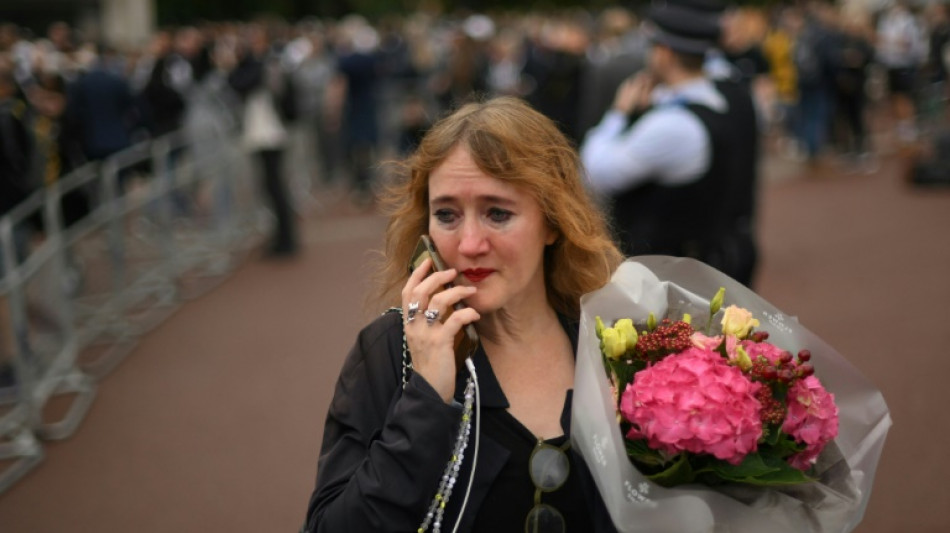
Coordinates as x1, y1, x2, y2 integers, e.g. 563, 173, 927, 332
1, 134, 948, 532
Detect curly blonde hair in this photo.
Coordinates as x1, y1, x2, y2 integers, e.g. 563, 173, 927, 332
373, 96, 623, 319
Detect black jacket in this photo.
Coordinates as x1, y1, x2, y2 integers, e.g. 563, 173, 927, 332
0, 98, 35, 217
304, 311, 618, 532
65, 66, 136, 161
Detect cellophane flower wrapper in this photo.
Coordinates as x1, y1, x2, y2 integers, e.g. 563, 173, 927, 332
572, 257, 892, 533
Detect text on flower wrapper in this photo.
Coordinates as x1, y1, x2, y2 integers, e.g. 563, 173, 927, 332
591, 433, 609, 467
624, 480, 652, 503
761, 310, 794, 335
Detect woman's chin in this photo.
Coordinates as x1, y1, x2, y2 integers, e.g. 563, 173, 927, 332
464, 297, 494, 316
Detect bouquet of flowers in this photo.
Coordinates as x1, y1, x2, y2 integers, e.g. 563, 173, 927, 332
597, 287, 839, 487
572, 257, 891, 533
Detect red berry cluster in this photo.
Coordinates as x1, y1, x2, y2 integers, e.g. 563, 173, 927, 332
635, 319, 693, 360
755, 386, 785, 425
747, 348, 817, 426
747, 349, 815, 384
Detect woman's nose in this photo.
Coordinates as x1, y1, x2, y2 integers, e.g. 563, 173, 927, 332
457, 220, 489, 257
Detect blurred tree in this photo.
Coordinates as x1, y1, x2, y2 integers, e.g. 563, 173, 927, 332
156, 0, 637, 24
158, 0, 295, 24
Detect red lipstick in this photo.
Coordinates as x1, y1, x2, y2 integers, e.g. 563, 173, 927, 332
462, 268, 494, 282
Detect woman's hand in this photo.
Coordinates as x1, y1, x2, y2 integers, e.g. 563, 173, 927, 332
402, 258, 480, 403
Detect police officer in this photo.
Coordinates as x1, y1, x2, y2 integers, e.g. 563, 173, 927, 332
581, 0, 760, 287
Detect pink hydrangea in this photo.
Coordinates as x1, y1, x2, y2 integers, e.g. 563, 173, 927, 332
740, 340, 788, 365
782, 375, 839, 471
620, 347, 764, 465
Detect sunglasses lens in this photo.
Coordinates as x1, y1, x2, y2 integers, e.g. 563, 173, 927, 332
525, 503, 565, 533
529, 445, 569, 492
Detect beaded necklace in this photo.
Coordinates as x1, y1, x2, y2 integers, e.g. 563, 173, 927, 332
416, 377, 474, 533
389, 308, 478, 533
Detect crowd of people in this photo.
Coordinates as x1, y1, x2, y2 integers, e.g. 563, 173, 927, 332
754, 0, 949, 164
1, 1, 948, 255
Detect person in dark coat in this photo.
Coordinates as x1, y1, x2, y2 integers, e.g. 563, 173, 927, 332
926, 3, 950, 105
333, 18, 382, 206
830, 13, 875, 158
139, 29, 188, 139
64, 45, 137, 163
522, 18, 588, 144
303, 97, 624, 532
227, 23, 298, 257
578, 8, 648, 140
1, 62, 33, 211
0, 62, 36, 270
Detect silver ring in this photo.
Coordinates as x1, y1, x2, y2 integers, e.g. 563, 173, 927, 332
424, 309, 440, 325
407, 301, 421, 322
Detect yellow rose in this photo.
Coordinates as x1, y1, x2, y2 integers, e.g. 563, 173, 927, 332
720, 305, 760, 339
614, 318, 638, 351
601, 327, 627, 360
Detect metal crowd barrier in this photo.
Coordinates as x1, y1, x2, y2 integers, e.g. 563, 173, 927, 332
0, 129, 268, 493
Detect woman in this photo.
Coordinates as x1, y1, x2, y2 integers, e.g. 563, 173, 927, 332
303, 96, 623, 532
226, 23, 298, 257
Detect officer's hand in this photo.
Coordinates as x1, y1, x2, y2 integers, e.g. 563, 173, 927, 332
613, 72, 655, 115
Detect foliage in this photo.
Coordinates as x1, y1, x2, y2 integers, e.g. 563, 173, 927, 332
156, 0, 639, 24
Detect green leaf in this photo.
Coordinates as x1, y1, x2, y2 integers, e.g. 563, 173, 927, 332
715, 338, 729, 360
772, 382, 789, 401
760, 432, 806, 458
625, 438, 667, 467
710, 453, 815, 486
710, 453, 780, 479
645, 453, 695, 487
606, 359, 642, 392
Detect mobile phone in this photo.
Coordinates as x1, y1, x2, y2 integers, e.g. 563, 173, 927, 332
409, 235, 480, 351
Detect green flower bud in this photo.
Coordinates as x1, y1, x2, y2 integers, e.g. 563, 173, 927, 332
614, 318, 638, 351
595, 316, 606, 339
735, 344, 753, 371
647, 312, 657, 331
682, 313, 692, 325
710, 287, 726, 316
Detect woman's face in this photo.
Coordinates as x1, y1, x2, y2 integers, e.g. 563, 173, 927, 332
427, 145, 557, 315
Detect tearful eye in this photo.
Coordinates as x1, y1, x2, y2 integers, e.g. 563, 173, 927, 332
487, 207, 512, 223
433, 209, 457, 224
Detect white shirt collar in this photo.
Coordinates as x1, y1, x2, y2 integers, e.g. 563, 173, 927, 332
651, 77, 728, 113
